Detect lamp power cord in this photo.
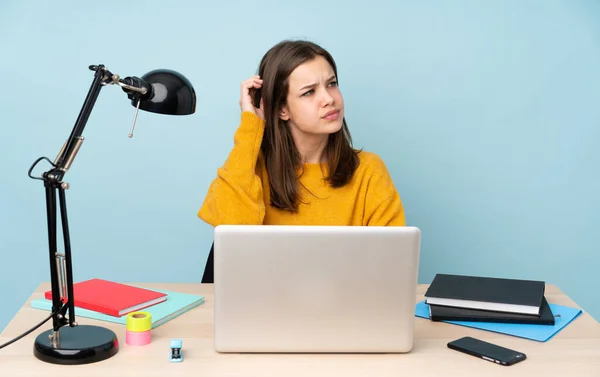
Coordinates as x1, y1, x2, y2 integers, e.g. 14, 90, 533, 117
0, 309, 59, 350
28, 156, 56, 181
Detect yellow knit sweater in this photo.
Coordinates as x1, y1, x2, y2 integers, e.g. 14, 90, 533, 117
198, 112, 405, 226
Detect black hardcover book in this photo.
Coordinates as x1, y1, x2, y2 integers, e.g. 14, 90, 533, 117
429, 297, 555, 325
424, 274, 545, 315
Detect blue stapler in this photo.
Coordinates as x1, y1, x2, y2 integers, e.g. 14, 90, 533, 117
169, 339, 183, 363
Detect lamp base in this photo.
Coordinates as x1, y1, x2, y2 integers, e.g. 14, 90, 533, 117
34, 325, 119, 365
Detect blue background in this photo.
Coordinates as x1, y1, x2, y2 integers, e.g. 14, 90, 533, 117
1, 0, 599, 332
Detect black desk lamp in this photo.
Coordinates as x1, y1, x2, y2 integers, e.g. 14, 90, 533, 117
27, 64, 196, 365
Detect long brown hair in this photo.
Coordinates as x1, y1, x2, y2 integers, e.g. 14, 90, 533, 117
255, 40, 360, 212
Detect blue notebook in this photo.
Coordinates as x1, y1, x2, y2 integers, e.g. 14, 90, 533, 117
415, 300, 582, 342
30, 288, 204, 329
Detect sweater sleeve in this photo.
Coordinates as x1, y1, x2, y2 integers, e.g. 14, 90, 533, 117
362, 155, 406, 226
366, 192, 406, 226
197, 112, 266, 226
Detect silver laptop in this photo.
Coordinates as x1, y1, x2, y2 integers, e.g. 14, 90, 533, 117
213, 225, 421, 353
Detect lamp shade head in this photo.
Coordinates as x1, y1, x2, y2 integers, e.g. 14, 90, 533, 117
135, 69, 196, 115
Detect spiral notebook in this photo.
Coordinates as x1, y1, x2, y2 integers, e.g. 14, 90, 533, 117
31, 287, 204, 329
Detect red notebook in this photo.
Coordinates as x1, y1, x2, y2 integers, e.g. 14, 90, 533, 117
44, 278, 168, 317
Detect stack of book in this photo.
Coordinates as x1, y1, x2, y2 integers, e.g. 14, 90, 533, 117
424, 274, 555, 325
31, 278, 205, 329
44, 278, 170, 317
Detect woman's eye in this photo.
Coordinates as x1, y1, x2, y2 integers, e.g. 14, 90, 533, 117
301, 89, 314, 97
329, 81, 338, 87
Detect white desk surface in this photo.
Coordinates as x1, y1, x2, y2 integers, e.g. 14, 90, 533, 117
1, 283, 599, 377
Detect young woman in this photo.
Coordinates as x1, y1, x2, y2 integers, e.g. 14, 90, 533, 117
198, 40, 405, 227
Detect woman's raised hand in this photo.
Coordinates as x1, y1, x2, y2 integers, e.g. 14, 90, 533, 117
239, 75, 264, 119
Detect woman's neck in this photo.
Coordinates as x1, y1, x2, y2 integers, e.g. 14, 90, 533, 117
298, 138, 328, 163
291, 129, 328, 164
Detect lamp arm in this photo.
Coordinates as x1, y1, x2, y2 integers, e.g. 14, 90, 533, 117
50, 65, 123, 183
38, 65, 112, 334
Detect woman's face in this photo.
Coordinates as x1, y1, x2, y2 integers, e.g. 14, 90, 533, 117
279, 56, 344, 139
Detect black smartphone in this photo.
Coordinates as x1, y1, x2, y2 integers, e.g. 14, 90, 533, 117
447, 336, 526, 366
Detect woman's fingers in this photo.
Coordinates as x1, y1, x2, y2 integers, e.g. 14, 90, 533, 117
240, 76, 263, 116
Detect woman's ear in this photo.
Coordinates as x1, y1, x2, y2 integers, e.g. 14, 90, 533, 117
279, 106, 290, 121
